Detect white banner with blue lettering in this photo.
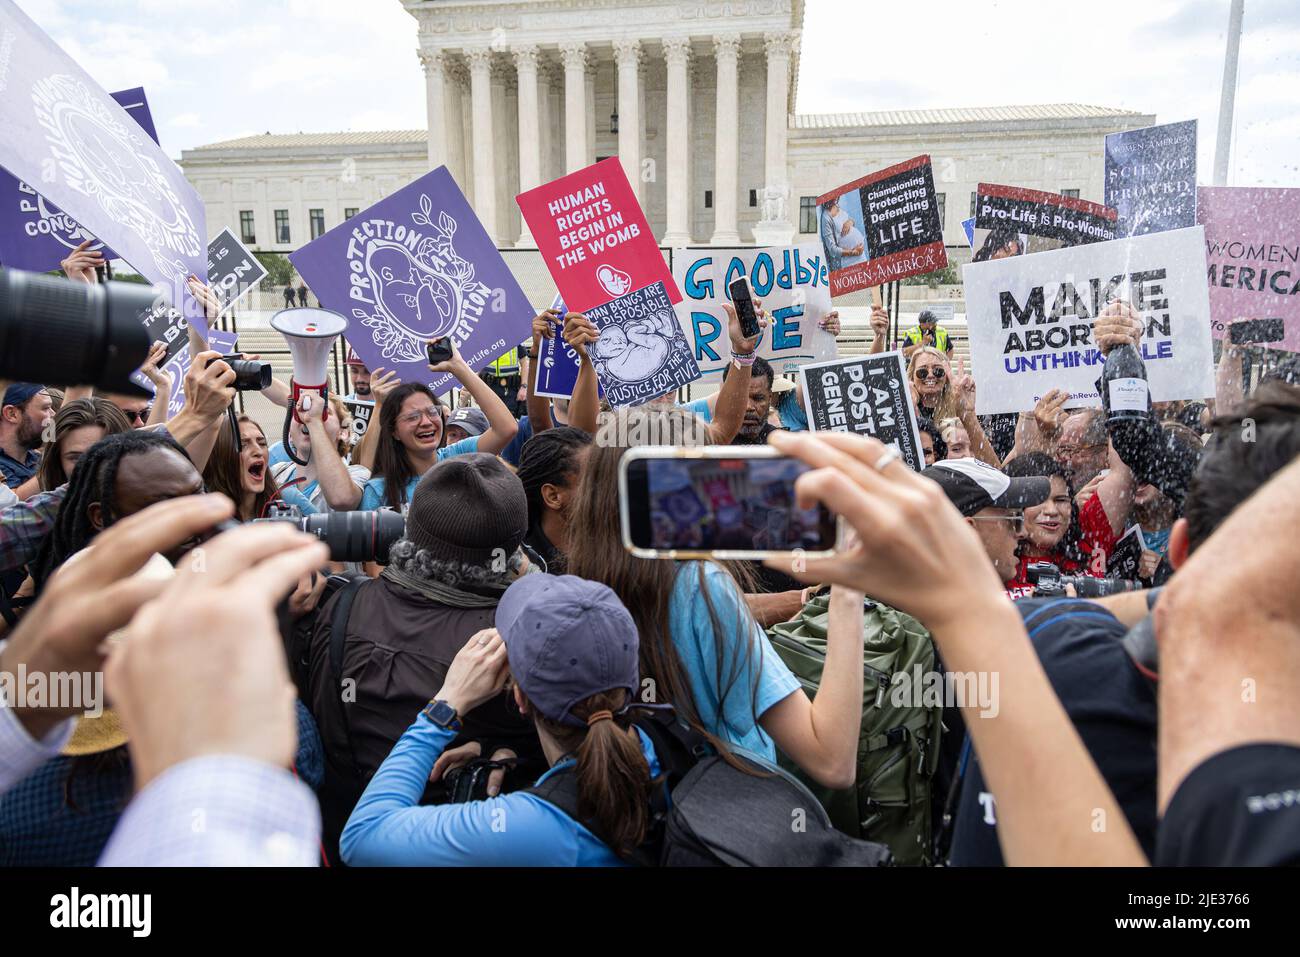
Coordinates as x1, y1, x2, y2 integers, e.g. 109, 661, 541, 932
672, 244, 838, 381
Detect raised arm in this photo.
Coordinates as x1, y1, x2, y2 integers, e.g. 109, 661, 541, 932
951, 357, 1000, 467
138, 342, 172, 429
563, 313, 600, 436
525, 309, 562, 433
164, 351, 235, 472
707, 301, 766, 445
432, 345, 518, 455
300, 394, 363, 510
352, 368, 399, 472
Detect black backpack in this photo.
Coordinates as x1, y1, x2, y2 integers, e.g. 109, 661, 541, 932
527, 709, 892, 867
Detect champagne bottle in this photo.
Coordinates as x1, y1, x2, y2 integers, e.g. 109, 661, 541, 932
1101, 340, 1151, 424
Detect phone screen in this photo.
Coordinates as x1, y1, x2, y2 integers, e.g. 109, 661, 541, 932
729, 277, 761, 339
1229, 318, 1285, 345
623, 454, 837, 556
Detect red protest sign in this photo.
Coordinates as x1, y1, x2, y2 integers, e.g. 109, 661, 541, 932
516, 158, 680, 312
815, 155, 947, 297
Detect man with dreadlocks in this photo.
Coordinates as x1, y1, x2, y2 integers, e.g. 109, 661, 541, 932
29, 431, 205, 595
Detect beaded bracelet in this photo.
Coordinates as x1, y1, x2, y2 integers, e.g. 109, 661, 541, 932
732, 352, 757, 367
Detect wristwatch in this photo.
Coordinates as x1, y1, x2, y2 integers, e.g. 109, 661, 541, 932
421, 699, 462, 732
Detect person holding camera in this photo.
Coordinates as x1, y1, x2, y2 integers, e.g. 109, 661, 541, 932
307, 453, 546, 863
359, 342, 518, 514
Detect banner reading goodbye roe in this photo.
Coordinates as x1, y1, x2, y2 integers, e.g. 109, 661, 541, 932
517, 158, 680, 312
815, 155, 947, 297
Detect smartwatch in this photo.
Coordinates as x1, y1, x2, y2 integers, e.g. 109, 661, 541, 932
421, 699, 462, 732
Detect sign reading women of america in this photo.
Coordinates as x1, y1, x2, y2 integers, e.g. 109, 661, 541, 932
815, 156, 947, 297
0, 4, 206, 326
799, 352, 925, 472
585, 281, 701, 407
673, 244, 837, 381
289, 167, 535, 397
0, 86, 158, 272
962, 227, 1215, 415
516, 158, 680, 313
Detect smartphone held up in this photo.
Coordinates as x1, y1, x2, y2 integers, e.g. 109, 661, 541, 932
729, 276, 762, 340
619, 446, 839, 561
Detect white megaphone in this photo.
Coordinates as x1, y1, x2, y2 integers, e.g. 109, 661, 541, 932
270, 306, 349, 465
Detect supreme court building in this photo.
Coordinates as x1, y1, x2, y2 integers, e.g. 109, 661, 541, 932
178, 0, 1155, 255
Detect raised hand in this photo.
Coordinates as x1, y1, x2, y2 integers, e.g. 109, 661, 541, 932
369, 367, 402, 406
821, 309, 844, 338
60, 239, 104, 284
953, 356, 977, 414
563, 312, 600, 358
1032, 388, 1069, 440
1093, 300, 1144, 356
725, 298, 768, 356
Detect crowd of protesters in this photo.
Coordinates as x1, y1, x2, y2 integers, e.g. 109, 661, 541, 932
0, 228, 1298, 870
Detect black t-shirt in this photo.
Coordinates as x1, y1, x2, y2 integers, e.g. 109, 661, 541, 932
947, 597, 1158, 865
1157, 743, 1300, 866
733, 421, 783, 445
978, 412, 1018, 463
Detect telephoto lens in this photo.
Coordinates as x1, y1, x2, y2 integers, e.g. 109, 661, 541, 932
301, 510, 406, 564
0, 267, 152, 394
205, 353, 273, 391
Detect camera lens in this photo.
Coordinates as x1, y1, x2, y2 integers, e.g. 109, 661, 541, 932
301, 510, 405, 564
0, 267, 152, 394
228, 359, 273, 391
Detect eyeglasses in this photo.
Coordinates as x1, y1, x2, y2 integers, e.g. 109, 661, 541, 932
397, 406, 442, 427
915, 368, 946, 382
126, 408, 149, 424
970, 512, 1025, 533
1056, 443, 1105, 456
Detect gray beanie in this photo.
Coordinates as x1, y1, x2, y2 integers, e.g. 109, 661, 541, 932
406, 453, 528, 564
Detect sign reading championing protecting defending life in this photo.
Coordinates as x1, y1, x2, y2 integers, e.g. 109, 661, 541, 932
516, 158, 680, 313
815, 155, 947, 297
970, 184, 1117, 261
799, 352, 925, 472
289, 167, 535, 396
0, 4, 206, 322
1105, 120, 1198, 238
673, 244, 837, 381
584, 281, 701, 407
962, 227, 1216, 415
0, 86, 159, 272
1198, 185, 1300, 353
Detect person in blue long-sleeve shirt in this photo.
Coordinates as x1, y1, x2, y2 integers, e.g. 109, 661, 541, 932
341, 574, 663, 867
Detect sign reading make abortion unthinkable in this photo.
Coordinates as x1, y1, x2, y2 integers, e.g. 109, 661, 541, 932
0, 4, 206, 323
799, 351, 925, 472
1198, 185, 1300, 353
1105, 120, 1198, 238
0, 86, 159, 273
962, 226, 1216, 415
517, 158, 681, 313
815, 155, 947, 297
290, 166, 535, 397
584, 281, 701, 407
971, 184, 1117, 260
673, 244, 837, 380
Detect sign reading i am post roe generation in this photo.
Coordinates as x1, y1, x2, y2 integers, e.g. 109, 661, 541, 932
517, 158, 680, 312
815, 155, 947, 297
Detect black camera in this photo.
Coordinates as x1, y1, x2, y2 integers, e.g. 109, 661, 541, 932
206, 352, 272, 391
1026, 561, 1142, 599
426, 336, 454, 366
0, 266, 152, 395
255, 509, 406, 564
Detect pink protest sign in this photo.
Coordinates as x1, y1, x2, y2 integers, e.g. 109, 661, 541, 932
516, 158, 680, 313
1198, 186, 1300, 352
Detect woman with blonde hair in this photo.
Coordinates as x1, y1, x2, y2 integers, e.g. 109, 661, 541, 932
906, 347, 999, 467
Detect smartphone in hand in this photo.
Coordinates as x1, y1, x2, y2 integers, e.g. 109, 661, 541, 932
729, 276, 762, 339
426, 336, 454, 365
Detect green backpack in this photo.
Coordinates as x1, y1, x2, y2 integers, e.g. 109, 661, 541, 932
767, 594, 944, 866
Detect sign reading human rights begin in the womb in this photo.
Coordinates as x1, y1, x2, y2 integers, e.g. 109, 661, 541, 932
517, 158, 680, 313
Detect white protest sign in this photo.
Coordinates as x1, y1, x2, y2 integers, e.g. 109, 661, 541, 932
962, 226, 1215, 415
672, 244, 837, 380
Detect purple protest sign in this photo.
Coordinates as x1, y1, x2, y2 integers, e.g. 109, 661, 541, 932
290, 166, 535, 396
161, 329, 239, 418
0, 4, 206, 328
0, 87, 159, 272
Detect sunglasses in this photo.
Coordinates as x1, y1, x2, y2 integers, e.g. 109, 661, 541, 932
915, 368, 946, 382
126, 408, 150, 424
397, 406, 443, 427
970, 512, 1025, 533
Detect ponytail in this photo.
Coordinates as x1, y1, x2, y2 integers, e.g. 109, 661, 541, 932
533, 689, 651, 856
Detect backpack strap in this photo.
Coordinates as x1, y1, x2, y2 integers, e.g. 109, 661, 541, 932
328, 576, 367, 777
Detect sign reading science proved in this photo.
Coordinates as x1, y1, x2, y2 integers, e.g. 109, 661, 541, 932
290, 167, 535, 397
0, 3, 206, 322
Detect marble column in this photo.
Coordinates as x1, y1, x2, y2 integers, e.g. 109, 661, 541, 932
710, 34, 742, 245
661, 37, 692, 246
613, 39, 643, 202
466, 46, 498, 244
559, 41, 588, 173
753, 31, 796, 244
419, 49, 448, 172
513, 45, 541, 246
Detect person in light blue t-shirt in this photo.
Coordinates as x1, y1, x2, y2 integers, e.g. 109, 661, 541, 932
564, 404, 866, 788
358, 344, 519, 514
341, 574, 665, 867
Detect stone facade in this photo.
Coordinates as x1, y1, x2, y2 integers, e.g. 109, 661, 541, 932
178, 0, 1155, 255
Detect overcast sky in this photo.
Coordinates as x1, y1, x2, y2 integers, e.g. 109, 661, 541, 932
19, 0, 1300, 185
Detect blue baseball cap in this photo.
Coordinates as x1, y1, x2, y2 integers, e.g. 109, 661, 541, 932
3, 383, 44, 409
495, 574, 640, 728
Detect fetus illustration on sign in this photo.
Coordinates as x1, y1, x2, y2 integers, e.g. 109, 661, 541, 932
31, 74, 200, 284
590, 299, 680, 383
596, 263, 632, 297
